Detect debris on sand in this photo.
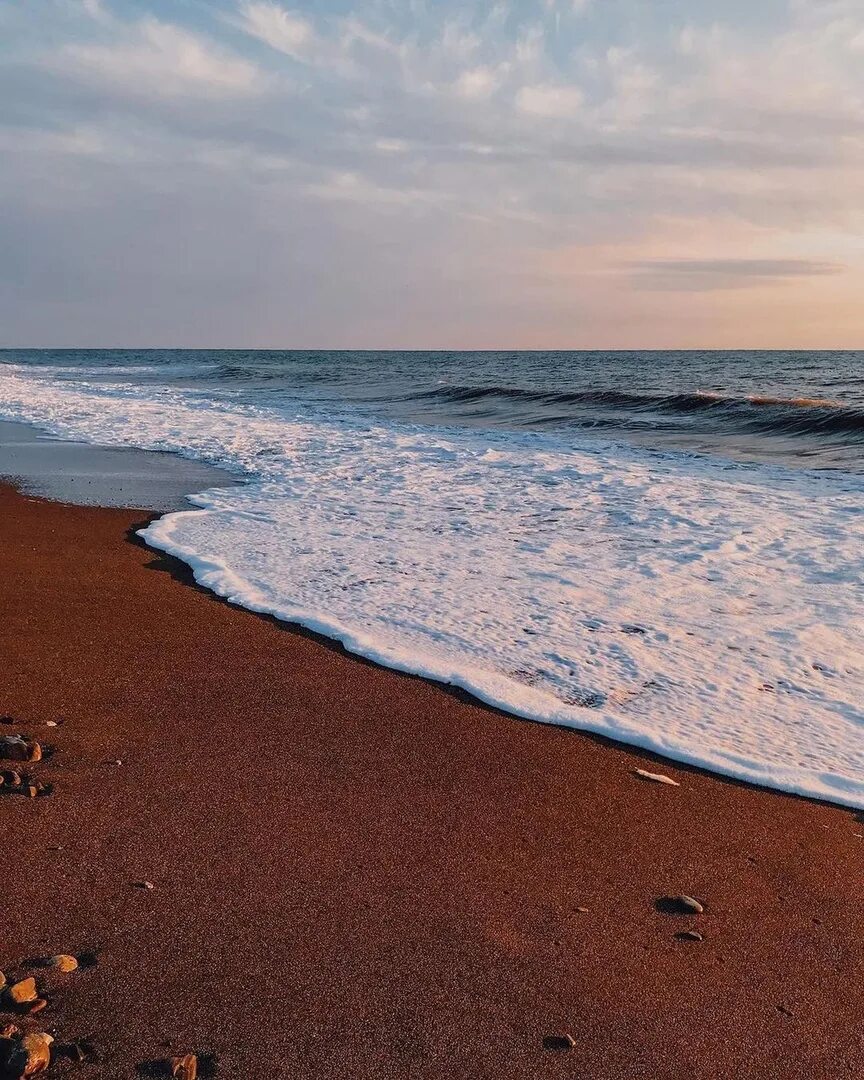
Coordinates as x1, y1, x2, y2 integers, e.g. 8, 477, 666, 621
634, 769, 680, 787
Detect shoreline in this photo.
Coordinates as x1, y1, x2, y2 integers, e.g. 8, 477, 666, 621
1, 479, 862, 1077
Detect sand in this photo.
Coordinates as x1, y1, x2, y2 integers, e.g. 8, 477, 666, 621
1, 481, 862, 1078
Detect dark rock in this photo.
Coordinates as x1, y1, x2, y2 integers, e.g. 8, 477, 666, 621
675, 930, 704, 942
0, 737, 40, 763
656, 895, 704, 915
542, 1034, 576, 1051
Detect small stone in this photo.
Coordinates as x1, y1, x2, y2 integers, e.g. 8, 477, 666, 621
171, 1053, 198, 1079
657, 895, 704, 915
44, 722, 58, 728
0, 737, 31, 762
135, 881, 155, 890
0, 737, 41, 763
543, 1034, 576, 1052
26, 999, 48, 1017
576, 907, 590, 914
49, 955, 78, 973
2, 770, 23, 788
6, 978, 37, 1006
675, 930, 704, 942
19, 1032, 53, 1076
634, 769, 680, 787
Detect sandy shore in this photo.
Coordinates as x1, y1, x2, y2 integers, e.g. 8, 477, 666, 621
1, 480, 862, 1078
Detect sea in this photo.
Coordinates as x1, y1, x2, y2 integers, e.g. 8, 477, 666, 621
1, 349, 862, 807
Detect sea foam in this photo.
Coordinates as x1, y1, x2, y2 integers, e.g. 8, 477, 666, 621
1, 363, 863, 808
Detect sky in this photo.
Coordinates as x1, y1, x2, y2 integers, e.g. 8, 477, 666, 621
1, 0, 862, 348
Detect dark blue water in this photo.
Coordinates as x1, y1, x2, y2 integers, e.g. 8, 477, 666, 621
3, 349, 863, 470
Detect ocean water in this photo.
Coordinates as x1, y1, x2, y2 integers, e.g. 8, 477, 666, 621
1, 349, 862, 807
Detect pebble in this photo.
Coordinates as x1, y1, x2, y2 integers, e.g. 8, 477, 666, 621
575, 907, 590, 914
634, 769, 680, 787
135, 881, 155, 890
6, 978, 37, 1006
543, 1034, 576, 1052
20, 1033, 53, 1076
658, 895, 704, 915
44, 722, 58, 728
675, 930, 704, 942
48, 955, 78, 973
171, 1053, 198, 1079
0, 737, 41, 763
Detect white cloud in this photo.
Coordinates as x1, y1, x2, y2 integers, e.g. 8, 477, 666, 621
56, 18, 263, 98
453, 66, 500, 100
516, 82, 583, 118
235, 2, 316, 61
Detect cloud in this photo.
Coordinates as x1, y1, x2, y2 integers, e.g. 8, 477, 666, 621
626, 258, 846, 291
233, 2, 316, 62
516, 83, 584, 118
54, 18, 263, 99
453, 66, 501, 100
0, 0, 863, 346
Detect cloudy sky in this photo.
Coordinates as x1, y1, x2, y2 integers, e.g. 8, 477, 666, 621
1, 0, 862, 348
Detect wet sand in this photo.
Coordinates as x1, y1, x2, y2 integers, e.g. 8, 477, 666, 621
1, 481, 862, 1078
0, 418, 239, 512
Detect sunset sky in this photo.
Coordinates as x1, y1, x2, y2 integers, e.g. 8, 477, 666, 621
2, 0, 862, 348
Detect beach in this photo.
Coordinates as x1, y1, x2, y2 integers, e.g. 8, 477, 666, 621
2, 468, 863, 1078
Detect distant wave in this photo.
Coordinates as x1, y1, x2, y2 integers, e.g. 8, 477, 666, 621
410, 384, 864, 439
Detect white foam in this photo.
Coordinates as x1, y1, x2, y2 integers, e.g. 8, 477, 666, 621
2, 362, 863, 808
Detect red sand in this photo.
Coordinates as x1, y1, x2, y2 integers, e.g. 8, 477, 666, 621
1, 482, 862, 1078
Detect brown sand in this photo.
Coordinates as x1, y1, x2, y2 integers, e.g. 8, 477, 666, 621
1, 481, 862, 1078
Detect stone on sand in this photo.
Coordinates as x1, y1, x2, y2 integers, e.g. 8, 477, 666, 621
0, 1030, 53, 1078
0, 737, 41, 763
48, 955, 78, 973
659, 894, 704, 915
543, 1034, 576, 1051
5, 978, 37, 1006
171, 1053, 198, 1079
